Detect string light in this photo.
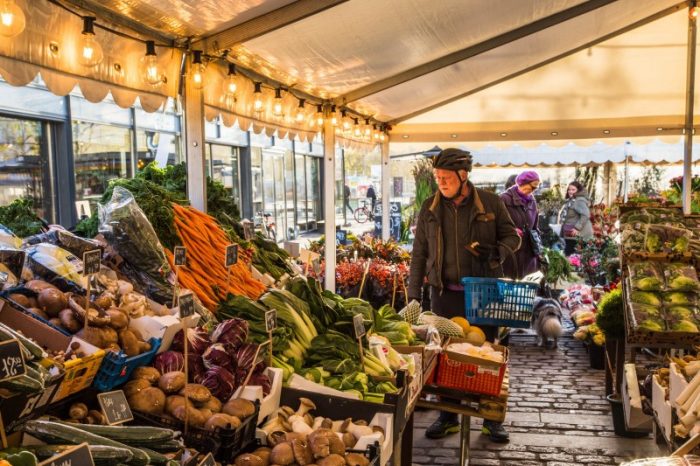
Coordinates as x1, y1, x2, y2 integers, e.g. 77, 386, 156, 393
253, 82, 264, 114
140, 40, 161, 86
373, 124, 381, 141
0, 0, 25, 37
353, 118, 362, 138
79, 17, 103, 67
220, 63, 238, 110
315, 104, 324, 126
341, 109, 352, 134
330, 105, 339, 126
294, 98, 306, 123
273, 88, 284, 118
190, 50, 205, 89
691, 2, 700, 19
363, 118, 372, 140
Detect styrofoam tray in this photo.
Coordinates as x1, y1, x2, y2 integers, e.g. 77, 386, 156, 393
233, 367, 283, 425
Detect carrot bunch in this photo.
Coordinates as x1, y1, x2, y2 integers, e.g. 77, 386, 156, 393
165, 203, 266, 310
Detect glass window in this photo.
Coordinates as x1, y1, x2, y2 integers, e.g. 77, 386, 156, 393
0, 77, 66, 120
284, 150, 295, 239
251, 147, 263, 216
70, 94, 131, 127
295, 153, 307, 229
134, 98, 179, 133
210, 144, 241, 209
0, 117, 53, 221
135, 130, 182, 169
73, 121, 132, 209
306, 156, 320, 223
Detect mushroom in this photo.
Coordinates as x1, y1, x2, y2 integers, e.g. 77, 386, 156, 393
345, 453, 369, 466
68, 293, 111, 326
308, 428, 335, 459
234, 454, 264, 466
292, 438, 315, 466
304, 413, 314, 426
295, 398, 316, 417
321, 418, 333, 430
262, 414, 286, 436
330, 420, 344, 432
341, 419, 373, 440
312, 417, 325, 430
292, 418, 313, 435
317, 454, 347, 466
285, 432, 307, 443
270, 442, 295, 466
252, 447, 271, 465
268, 431, 287, 447
339, 432, 356, 449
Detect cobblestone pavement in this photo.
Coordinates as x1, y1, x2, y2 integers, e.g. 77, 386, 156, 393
412, 327, 662, 465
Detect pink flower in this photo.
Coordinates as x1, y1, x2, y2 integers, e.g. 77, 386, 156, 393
569, 255, 581, 267
589, 260, 599, 268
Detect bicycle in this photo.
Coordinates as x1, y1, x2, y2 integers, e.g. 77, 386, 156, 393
353, 200, 373, 223
255, 211, 277, 241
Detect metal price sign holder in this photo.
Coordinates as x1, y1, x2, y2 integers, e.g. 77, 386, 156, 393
265, 309, 277, 367
172, 246, 186, 308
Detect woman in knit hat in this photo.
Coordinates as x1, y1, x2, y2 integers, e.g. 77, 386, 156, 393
499, 170, 542, 278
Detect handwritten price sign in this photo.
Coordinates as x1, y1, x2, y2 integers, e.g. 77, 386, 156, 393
0, 339, 25, 381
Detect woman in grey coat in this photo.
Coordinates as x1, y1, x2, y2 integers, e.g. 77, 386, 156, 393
560, 181, 593, 255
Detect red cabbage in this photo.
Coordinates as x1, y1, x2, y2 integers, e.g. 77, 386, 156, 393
248, 372, 272, 396
202, 343, 236, 372
201, 367, 237, 402
235, 343, 264, 374
153, 351, 184, 374
172, 327, 210, 355
187, 352, 207, 384
211, 318, 248, 351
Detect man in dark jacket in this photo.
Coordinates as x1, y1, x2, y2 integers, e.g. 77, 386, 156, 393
408, 148, 520, 442
366, 184, 377, 214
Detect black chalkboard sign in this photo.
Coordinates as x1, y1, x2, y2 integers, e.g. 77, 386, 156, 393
225, 244, 239, 267
82, 249, 102, 276
197, 452, 216, 466
0, 339, 26, 381
353, 313, 366, 339
38, 442, 94, 466
97, 390, 133, 425
336, 229, 348, 245
174, 246, 187, 266
243, 223, 254, 241
265, 309, 277, 332
179, 292, 195, 319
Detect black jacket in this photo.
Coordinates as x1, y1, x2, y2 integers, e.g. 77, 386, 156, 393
408, 183, 520, 300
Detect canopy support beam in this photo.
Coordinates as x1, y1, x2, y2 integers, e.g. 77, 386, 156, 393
339, 0, 615, 104
323, 105, 336, 292
389, 1, 689, 125
683, 4, 697, 215
381, 140, 390, 240
184, 59, 207, 211
195, 0, 348, 54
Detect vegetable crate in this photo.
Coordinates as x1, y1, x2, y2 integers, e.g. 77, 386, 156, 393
93, 337, 162, 391
133, 401, 259, 462
433, 338, 508, 396
0, 290, 72, 336
461, 277, 538, 328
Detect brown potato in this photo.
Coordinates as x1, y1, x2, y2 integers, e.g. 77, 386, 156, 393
172, 404, 206, 427
158, 371, 187, 394
128, 387, 166, 415
38, 288, 67, 316
132, 366, 160, 384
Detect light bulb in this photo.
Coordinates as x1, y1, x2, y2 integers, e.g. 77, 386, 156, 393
363, 119, 372, 139
223, 63, 238, 95
353, 118, 362, 138
315, 104, 324, 126
295, 99, 306, 123
341, 110, 352, 133
0, 0, 25, 37
330, 105, 339, 126
253, 82, 264, 114
79, 17, 103, 67
373, 125, 380, 141
190, 50, 204, 90
273, 88, 284, 118
140, 41, 161, 86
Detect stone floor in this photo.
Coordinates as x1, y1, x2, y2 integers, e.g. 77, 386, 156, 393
411, 328, 664, 465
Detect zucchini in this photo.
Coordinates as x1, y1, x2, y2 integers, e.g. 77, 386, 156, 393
139, 446, 172, 465
147, 439, 183, 453
23, 420, 149, 466
54, 421, 176, 446
22, 444, 134, 465
0, 373, 43, 393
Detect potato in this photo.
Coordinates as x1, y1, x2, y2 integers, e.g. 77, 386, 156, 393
223, 398, 255, 419
172, 404, 206, 427
159, 371, 186, 394
165, 395, 193, 416
77, 326, 118, 349
38, 288, 67, 317
118, 329, 142, 357
69, 402, 88, 420
128, 387, 166, 415
106, 308, 129, 330
8, 293, 31, 308
132, 366, 160, 384
179, 384, 212, 403
59, 309, 81, 333
201, 396, 222, 413
204, 413, 241, 431
124, 378, 151, 397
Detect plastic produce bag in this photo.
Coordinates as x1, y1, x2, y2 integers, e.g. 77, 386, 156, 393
98, 186, 174, 304
665, 262, 700, 291
26, 243, 86, 291
628, 262, 664, 291
0, 224, 21, 249
643, 224, 691, 254
23, 228, 101, 258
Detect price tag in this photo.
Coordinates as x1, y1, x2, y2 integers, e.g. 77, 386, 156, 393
97, 390, 133, 425
265, 310, 277, 332
197, 453, 216, 466
0, 339, 26, 381
38, 442, 94, 466
179, 292, 195, 319
174, 246, 187, 266
353, 313, 366, 339
225, 244, 239, 267
243, 222, 254, 241
82, 249, 102, 276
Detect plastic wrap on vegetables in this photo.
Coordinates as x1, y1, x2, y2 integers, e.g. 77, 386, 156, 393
644, 224, 691, 254
26, 243, 86, 289
0, 248, 24, 289
629, 302, 666, 332
665, 263, 700, 292
628, 262, 664, 291
98, 187, 174, 304
666, 304, 700, 333
23, 229, 101, 259
0, 224, 21, 248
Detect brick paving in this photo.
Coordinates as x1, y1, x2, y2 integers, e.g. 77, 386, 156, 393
411, 325, 663, 465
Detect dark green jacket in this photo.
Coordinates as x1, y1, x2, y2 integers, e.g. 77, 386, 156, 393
408, 183, 520, 300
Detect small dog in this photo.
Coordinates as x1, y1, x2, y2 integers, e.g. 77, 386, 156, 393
531, 297, 564, 348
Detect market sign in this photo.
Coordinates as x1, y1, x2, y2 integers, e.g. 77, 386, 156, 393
38, 442, 94, 466
97, 390, 133, 425
0, 339, 25, 381
374, 202, 402, 240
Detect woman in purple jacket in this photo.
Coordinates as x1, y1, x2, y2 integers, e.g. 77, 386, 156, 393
500, 171, 542, 278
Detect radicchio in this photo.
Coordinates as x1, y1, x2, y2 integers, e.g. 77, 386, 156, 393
211, 318, 248, 351
235, 343, 263, 374
172, 327, 210, 355
248, 372, 272, 396
202, 343, 236, 372
153, 351, 184, 374
201, 366, 237, 402
187, 352, 207, 384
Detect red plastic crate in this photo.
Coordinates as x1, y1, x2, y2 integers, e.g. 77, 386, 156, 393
433, 340, 508, 396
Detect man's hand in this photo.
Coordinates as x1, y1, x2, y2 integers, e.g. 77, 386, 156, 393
473, 244, 499, 263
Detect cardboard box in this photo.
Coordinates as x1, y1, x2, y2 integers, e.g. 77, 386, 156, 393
130, 299, 199, 354
0, 299, 104, 402
670, 362, 689, 409
393, 344, 439, 375
354, 412, 393, 466
652, 374, 673, 442
622, 363, 653, 431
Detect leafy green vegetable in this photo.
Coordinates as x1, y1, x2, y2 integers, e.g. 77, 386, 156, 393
0, 198, 44, 237
596, 289, 624, 338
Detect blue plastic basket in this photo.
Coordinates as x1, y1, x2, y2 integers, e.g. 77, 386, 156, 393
461, 277, 538, 328
93, 337, 161, 391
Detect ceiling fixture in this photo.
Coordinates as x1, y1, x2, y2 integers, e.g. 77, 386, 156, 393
341, 109, 352, 133
550, 131, 558, 136
252, 82, 264, 114
353, 118, 362, 138
273, 88, 284, 118
330, 105, 339, 127
499, 132, 507, 137
190, 50, 205, 90
690, 2, 700, 19
223, 63, 239, 96
141, 41, 161, 87
450, 134, 458, 138
657, 127, 664, 131
79, 17, 103, 67
315, 104, 324, 126
401, 134, 409, 139
0, 0, 26, 38
294, 98, 306, 123
603, 129, 610, 134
